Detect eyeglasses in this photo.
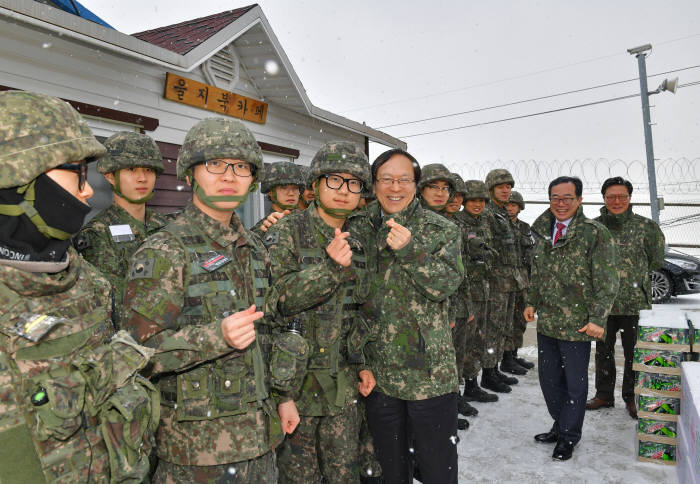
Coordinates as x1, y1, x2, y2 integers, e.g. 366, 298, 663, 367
604, 194, 630, 202
376, 177, 415, 187
425, 183, 451, 193
58, 161, 88, 191
323, 174, 363, 194
549, 196, 578, 205
204, 160, 254, 177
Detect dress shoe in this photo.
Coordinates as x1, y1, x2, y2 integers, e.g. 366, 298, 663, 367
534, 431, 559, 444
585, 397, 614, 410
625, 400, 638, 419
457, 418, 470, 430
552, 440, 574, 461
463, 378, 499, 403
495, 368, 518, 385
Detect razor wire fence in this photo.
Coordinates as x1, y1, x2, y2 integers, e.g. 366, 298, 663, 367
446, 158, 700, 254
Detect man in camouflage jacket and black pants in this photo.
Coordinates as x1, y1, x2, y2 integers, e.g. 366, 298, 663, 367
525, 176, 618, 461
586, 177, 665, 419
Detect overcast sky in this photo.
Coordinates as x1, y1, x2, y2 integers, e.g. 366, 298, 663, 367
80, 0, 700, 171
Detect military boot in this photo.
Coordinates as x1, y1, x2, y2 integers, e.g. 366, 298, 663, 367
500, 351, 527, 375
458, 397, 479, 417
463, 378, 498, 403
496, 367, 519, 385
458, 418, 470, 431
481, 367, 512, 393
513, 349, 535, 369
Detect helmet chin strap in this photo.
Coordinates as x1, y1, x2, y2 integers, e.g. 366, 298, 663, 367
112, 171, 154, 204
269, 189, 298, 211
313, 184, 353, 219
0, 180, 72, 240
419, 194, 447, 212
188, 170, 257, 211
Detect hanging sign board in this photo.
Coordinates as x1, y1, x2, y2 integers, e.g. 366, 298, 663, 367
164, 72, 268, 124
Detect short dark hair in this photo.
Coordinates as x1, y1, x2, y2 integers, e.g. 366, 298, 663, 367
601, 176, 633, 196
371, 148, 421, 184
548, 176, 583, 197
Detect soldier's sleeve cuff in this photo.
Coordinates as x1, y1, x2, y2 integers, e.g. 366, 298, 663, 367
393, 238, 423, 263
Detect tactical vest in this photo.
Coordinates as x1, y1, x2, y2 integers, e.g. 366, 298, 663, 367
289, 212, 367, 410
156, 221, 272, 422
0, 257, 156, 484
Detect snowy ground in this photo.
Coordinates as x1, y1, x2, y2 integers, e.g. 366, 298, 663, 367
455, 294, 700, 483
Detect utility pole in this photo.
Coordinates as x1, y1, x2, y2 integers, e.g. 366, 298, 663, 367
628, 44, 660, 223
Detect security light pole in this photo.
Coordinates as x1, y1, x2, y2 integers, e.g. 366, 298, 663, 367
628, 44, 660, 223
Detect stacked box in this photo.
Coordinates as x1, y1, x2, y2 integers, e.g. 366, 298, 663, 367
679, 362, 700, 482
635, 308, 690, 465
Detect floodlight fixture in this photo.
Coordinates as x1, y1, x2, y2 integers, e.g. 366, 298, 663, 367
627, 44, 652, 55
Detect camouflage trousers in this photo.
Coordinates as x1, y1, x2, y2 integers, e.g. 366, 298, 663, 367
153, 451, 277, 484
277, 402, 360, 484
465, 299, 488, 380
506, 289, 528, 352
483, 290, 516, 367
358, 398, 382, 479
450, 317, 468, 381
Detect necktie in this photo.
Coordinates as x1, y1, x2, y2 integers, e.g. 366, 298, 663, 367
553, 222, 565, 245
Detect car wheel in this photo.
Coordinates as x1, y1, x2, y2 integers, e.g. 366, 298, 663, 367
650, 270, 672, 303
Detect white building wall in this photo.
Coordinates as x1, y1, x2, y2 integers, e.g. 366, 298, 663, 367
0, 17, 366, 226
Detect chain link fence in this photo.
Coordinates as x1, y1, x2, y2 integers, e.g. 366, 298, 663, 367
447, 158, 700, 255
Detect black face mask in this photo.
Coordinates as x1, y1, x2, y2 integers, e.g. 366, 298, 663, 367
0, 174, 91, 262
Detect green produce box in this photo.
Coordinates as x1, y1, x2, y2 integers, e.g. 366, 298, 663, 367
637, 439, 676, 465
638, 418, 677, 438
637, 394, 681, 415
635, 372, 682, 393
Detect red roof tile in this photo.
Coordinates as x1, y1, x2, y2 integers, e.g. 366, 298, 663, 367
132, 4, 257, 55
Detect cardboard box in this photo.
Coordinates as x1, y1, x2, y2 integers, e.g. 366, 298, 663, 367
678, 417, 700, 484
637, 437, 676, 465
635, 371, 682, 394
638, 417, 678, 439
633, 347, 684, 375
637, 391, 681, 417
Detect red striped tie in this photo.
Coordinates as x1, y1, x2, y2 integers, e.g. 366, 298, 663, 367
553, 222, 565, 245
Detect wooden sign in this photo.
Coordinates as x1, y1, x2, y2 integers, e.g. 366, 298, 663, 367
164, 72, 268, 124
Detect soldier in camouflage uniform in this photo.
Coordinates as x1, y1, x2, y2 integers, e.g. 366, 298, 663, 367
482, 169, 526, 393
266, 141, 375, 484
586, 177, 665, 419
0, 91, 158, 483
348, 149, 463, 484
251, 161, 304, 235
504, 191, 536, 370
441, 172, 478, 426
123, 118, 292, 483
524, 176, 618, 460
454, 180, 500, 403
76, 131, 167, 328
298, 165, 316, 210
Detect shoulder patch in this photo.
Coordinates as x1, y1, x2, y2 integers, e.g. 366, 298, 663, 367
129, 257, 156, 279
262, 231, 280, 247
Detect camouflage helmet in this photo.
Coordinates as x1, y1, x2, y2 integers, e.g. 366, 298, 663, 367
0, 91, 105, 189
299, 165, 313, 190
417, 163, 454, 191
449, 172, 467, 196
260, 161, 304, 193
508, 190, 525, 210
97, 131, 164, 175
485, 168, 515, 190
309, 141, 371, 187
464, 180, 490, 200
176, 117, 263, 183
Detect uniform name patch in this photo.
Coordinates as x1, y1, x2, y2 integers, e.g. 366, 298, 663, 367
10, 313, 67, 342
200, 252, 231, 272
109, 224, 136, 243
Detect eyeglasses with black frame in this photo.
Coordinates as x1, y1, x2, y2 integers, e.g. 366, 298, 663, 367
204, 160, 254, 177
425, 183, 451, 193
549, 196, 578, 205
322, 174, 364, 194
57, 161, 88, 191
